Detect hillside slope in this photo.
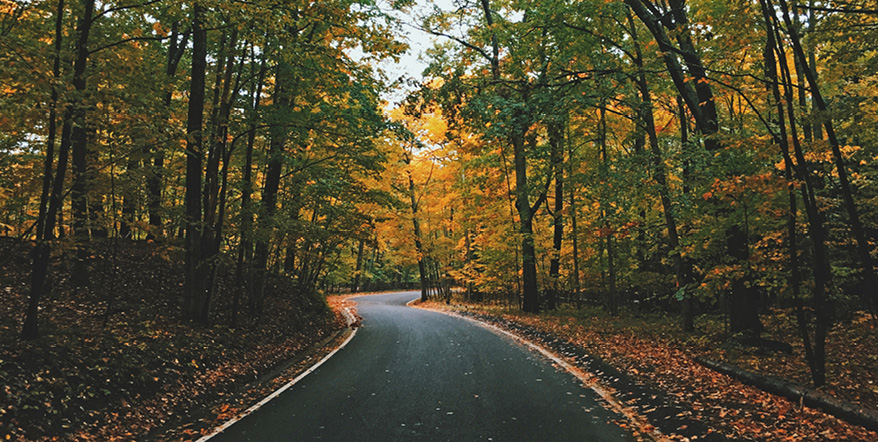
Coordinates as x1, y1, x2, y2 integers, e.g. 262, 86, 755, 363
0, 238, 344, 441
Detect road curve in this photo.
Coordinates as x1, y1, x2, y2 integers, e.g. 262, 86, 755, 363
207, 291, 635, 441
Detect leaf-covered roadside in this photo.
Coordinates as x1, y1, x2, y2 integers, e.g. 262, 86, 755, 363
0, 238, 346, 441
419, 300, 878, 441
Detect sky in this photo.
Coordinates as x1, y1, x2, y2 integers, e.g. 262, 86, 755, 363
369, 0, 457, 105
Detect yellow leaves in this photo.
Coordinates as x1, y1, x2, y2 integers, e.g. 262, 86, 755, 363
840, 144, 862, 158
426, 77, 445, 89
152, 22, 168, 38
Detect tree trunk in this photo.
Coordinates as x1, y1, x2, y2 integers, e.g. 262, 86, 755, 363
725, 225, 763, 335
570, 186, 581, 307
251, 62, 289, 315
406, 166, 429, 302
512, 129, 540, 313
234, 45, 267, 303
352, 238, 365, 293
147, 24, 189, 240
547, 122, 564, 310
776, 0, 877, 314
69, 0, 96, 287
119, 154, 139, 238
762, 0, 830, 385
628, 9, 692, 330
598, 107, 617, 314
22, 0, 67, 340
183, 3, 207, 323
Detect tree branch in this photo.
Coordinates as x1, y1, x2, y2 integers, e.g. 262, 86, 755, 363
92, 0, 164, 22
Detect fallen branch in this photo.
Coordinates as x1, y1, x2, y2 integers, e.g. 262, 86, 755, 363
694, 356, 878, 432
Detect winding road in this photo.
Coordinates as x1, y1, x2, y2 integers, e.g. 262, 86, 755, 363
206, 291, 635, 441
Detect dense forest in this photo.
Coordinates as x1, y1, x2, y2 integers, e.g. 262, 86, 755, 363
1, 0, 878, 438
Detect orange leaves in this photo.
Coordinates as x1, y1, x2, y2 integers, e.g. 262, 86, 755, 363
152, 22, 168, 38
425, 299, 878, 442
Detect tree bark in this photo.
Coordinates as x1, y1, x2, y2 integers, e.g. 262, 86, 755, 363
761, 0, 830, 385
627, 8, 692, 330
70, 0, 96, 287
352, 238, 365, 293
512, 129, 541, 313
251, 61, 289, 315
183, 3, 207, 323
147, 24, 189, 240
776, 0, 877, 314
546, 121, 564, 310
22, 0, 68, 340
406, 164, 429, 302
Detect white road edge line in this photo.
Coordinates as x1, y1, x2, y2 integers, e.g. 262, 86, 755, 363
409, 300, 669, 442
195, 305, 359, 442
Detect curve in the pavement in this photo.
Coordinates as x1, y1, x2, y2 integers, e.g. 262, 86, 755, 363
205, 291, 636, 441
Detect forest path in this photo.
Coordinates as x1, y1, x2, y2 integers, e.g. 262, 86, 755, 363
205, 291, 635, 441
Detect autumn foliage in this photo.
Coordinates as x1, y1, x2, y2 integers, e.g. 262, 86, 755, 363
2, 0, 878, 439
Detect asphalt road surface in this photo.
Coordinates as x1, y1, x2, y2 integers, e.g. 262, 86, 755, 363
207, 291, 635, 441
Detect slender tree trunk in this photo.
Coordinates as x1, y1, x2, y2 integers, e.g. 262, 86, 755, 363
352, 238, 365, 293
69, 0, 96, 287
406, 165, 429, 302
22, 0, 67, 340
547, 122, 564, 310
512, 129, 540, 313
628, 9, 692, 330
776, 0, 877, 314
570, 186, 581, 307
200, 31, 242, 323
37, 0, 65, 243
252, 62, 289, 315
235, 46, 267, 305
598, 107, 617, 314
147, 24, 189, 240
763, 0, 830, 385
183, 3, 207, 322
119, 154, 139, 238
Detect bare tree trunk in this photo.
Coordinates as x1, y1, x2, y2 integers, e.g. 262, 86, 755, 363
70, 0, 96, 287
406, 165, 429, 302
513, 129, 541, 313
183, 3, 207, 323
598, 107, 617, 314
251, 61, 289, 315
147, 24, 189, 240
547, 122, 564, 310
776, 0, 877, 314
627, 8, 692, 330
352, 238, 365, 293
762, 0, 830, 385
22, 0, 68, 340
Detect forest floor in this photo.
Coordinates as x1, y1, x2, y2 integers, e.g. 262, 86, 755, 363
0, 238, 349, 442
418, 298, 878, 441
